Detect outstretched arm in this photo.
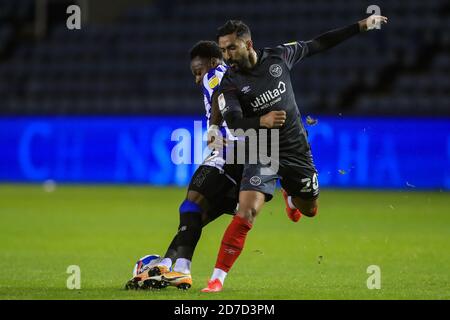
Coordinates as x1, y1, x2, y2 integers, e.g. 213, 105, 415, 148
305, 15, 388, 56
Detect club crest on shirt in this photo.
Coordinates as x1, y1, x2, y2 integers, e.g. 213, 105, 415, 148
249, 176, 262, 186
269, 64, 282, 78
208, 76, 219, 89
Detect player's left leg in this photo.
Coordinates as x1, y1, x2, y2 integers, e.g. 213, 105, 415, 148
152, 165, 240, 290
163, 190, 209, 263
126, 201, 200, 290
291, 195, 319, 217
127, 159, 240, 290
164, 164, 240, 262
135, 190, 207, 290
127, 166, 215, 290
157, 194, 239, 290
163, 162, 242, 266
280, 166, 320, 218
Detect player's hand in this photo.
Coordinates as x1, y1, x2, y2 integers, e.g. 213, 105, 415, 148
359, 15, 388, 31
207, 125, 227, 150
260, 111, 287, 128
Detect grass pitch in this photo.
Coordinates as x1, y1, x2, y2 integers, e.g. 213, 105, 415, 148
0, 184, 449, 300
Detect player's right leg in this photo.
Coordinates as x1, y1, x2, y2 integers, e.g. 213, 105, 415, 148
202, 164, 277, 292
201, 190, 267, 293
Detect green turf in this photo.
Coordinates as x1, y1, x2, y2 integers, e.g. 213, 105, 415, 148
0, 184, 449, 300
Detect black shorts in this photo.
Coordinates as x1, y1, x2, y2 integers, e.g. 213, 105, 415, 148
240, 156, 319, 202
188, 162, 243, 215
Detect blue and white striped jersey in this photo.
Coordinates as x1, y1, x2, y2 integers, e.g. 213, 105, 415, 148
201, 64, 238, 141
202, 63, 228, 128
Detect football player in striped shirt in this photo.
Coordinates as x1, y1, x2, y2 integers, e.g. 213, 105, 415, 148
126, 41, 243, 290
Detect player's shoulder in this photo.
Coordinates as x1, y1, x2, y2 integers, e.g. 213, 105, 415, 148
203, 64, 228, 92
259, 45, 285, 63
261, 41, 306, 59
217, 67, 239, 91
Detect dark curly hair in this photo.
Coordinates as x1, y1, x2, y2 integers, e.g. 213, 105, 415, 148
189, 40, 223, 61
216, 20, 251, 40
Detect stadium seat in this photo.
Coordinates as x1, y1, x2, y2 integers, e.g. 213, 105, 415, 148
0, 0, 448, 115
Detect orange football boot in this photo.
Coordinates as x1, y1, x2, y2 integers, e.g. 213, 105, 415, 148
125, 265, 170, 290
201, 279, 223, 293
160, 271, 192, 290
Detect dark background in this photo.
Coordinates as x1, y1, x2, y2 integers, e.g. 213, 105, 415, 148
0, 0, 449, 116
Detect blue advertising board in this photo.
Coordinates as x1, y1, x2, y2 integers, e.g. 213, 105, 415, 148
0, 116, 449, 189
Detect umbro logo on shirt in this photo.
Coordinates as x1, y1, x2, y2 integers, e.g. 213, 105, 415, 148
241, 86, 251, 94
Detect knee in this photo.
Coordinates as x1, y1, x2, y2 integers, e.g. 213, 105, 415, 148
178, 200, 203, 230
179, 199, 202, 215
303, 205, 318, 217
186, 190, 205, 205
292, 197, 318, 218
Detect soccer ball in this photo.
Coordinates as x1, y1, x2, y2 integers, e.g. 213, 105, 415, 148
132, 254, 161, 277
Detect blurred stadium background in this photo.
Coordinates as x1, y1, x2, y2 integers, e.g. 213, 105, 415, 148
1, 0, 449, 115
0, 0, 449, 188
0, 0, 449, 300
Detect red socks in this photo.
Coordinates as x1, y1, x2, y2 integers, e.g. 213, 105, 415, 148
215, 215, 253, 272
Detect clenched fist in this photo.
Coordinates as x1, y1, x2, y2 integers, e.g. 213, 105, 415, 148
260, 110, 287, 128
359, 15, 388, 31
